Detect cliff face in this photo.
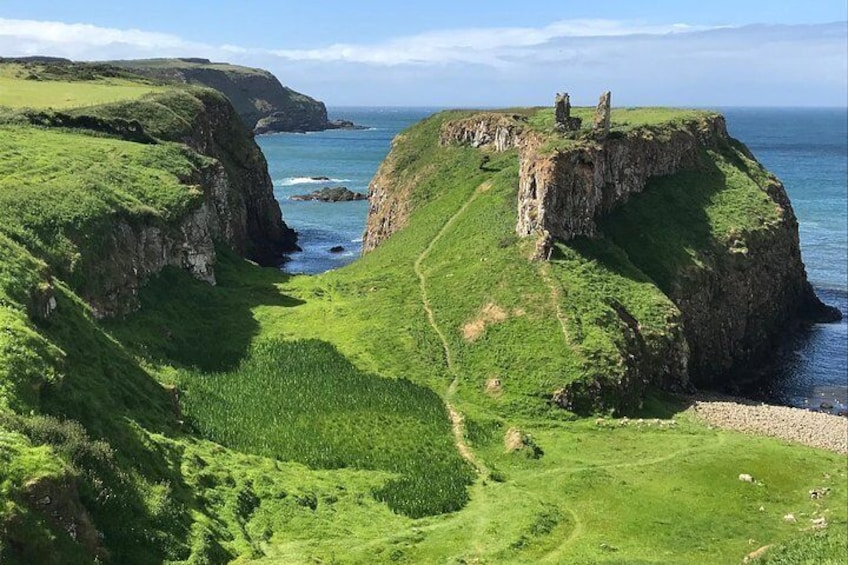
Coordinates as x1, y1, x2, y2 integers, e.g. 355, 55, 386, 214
364, 108, 839, 391
361, 137, 415, 254
652, 176, 838, 385
81, 90, 297, 317
439, 113, 527, 152
110, 58, 331, 133
175, 89, 298, 264
516, 117, 726, 242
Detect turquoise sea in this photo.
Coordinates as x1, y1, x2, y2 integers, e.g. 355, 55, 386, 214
256, 107, 848, 411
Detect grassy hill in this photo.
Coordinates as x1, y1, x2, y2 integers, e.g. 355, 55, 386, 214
0, 65, 845, 563
107, 58, 331, 132
0, 62, 166, 109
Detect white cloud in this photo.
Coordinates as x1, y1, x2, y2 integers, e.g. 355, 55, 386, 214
0, 18, 209, 56
0, 17, 844, 106
0, 17, 718, 66
268, 20, 718, 66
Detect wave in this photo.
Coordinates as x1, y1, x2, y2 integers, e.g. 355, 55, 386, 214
276, 177, 350, 186
350, 237, 363, 243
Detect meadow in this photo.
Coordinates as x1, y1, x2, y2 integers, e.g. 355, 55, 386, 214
176, 338, 473, 518
0, 63, 844, 563
0, 63, 165, 109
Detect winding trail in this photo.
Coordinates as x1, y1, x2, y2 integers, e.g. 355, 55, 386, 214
413, 182, 490, 478
537, 261, 574, 350
410, 182, 734, 561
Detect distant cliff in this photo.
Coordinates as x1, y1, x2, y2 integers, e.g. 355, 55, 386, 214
109, 58, 336, 133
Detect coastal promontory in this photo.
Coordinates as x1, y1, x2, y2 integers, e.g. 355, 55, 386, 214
1, 64, 844, 564
109, 57, 351, 133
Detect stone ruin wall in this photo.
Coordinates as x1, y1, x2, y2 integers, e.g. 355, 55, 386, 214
440, 92, 731, 258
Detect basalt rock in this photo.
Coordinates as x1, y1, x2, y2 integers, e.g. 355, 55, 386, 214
291, 187, 367, 202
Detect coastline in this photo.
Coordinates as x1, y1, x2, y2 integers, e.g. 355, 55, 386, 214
687, 392, 848, 455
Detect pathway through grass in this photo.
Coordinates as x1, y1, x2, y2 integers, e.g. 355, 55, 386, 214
413, 181, 491, 478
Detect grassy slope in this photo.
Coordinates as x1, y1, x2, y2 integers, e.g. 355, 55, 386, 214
0, 70, 433, 562
113, 110, 846, 562
0, 66, 844, 563
0, 64, 166, 109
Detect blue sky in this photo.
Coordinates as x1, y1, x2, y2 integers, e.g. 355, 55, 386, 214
1, 1, 846, 106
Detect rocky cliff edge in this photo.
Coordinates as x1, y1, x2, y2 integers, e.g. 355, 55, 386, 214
362, 107, 840, 393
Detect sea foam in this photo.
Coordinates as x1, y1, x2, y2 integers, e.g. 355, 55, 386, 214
277, 177, 350, 186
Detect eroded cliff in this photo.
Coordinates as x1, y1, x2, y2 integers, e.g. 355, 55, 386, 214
108, 58, 333, 133
363, 106, 839, 392
0, 78, 297, 317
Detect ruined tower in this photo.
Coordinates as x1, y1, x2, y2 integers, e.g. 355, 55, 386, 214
554, 92, 582, 131
593, 91, 611, 138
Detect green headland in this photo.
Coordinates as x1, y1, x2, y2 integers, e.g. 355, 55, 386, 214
0, 60, 844, 564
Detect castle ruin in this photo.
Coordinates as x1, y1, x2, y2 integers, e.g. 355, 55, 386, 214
593, 91, 611, 138
554, 92, 582, 131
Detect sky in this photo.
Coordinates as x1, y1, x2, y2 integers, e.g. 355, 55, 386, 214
1, 1, 846, 107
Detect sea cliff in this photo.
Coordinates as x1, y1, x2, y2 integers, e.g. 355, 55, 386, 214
109, 58, 343, 133
363, 106, 839, 394
0, 62, 297, 316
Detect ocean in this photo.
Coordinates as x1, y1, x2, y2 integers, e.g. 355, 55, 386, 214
260, 107, 440, 274
256, 106, 848, 412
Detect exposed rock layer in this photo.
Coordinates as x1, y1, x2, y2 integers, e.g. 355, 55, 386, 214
363, 109, 840, 393
109, 58, 333, 133
77, 89, 297, 317
517, 116, 725, 241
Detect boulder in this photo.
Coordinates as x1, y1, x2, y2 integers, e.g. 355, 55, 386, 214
291, 187, 367, 202
326, 119, 367, 130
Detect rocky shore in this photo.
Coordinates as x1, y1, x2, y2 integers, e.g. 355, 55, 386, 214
291, 186, 367, 202
689, 394, 848, 454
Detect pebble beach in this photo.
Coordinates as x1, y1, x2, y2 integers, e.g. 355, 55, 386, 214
689, 394, 848, 455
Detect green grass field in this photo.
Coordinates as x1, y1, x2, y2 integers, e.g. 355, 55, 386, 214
0, 72, 844, 564
0, 64, 166, 109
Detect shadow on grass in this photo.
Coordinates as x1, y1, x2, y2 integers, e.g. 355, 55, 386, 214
593, 158, 729, 294
23, 247, 305, 561
107, 247, 304, 372
620, 389, 696, 419
26, 284, 198, 562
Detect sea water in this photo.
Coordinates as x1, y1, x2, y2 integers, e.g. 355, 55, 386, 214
260, 107, 439, 274
721, 108, 847, 411
256, 107, 847, 411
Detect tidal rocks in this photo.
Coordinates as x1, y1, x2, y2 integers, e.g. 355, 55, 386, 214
329, 246, 345, 253
326, 119, 367, 130
291, 187, 367, 202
